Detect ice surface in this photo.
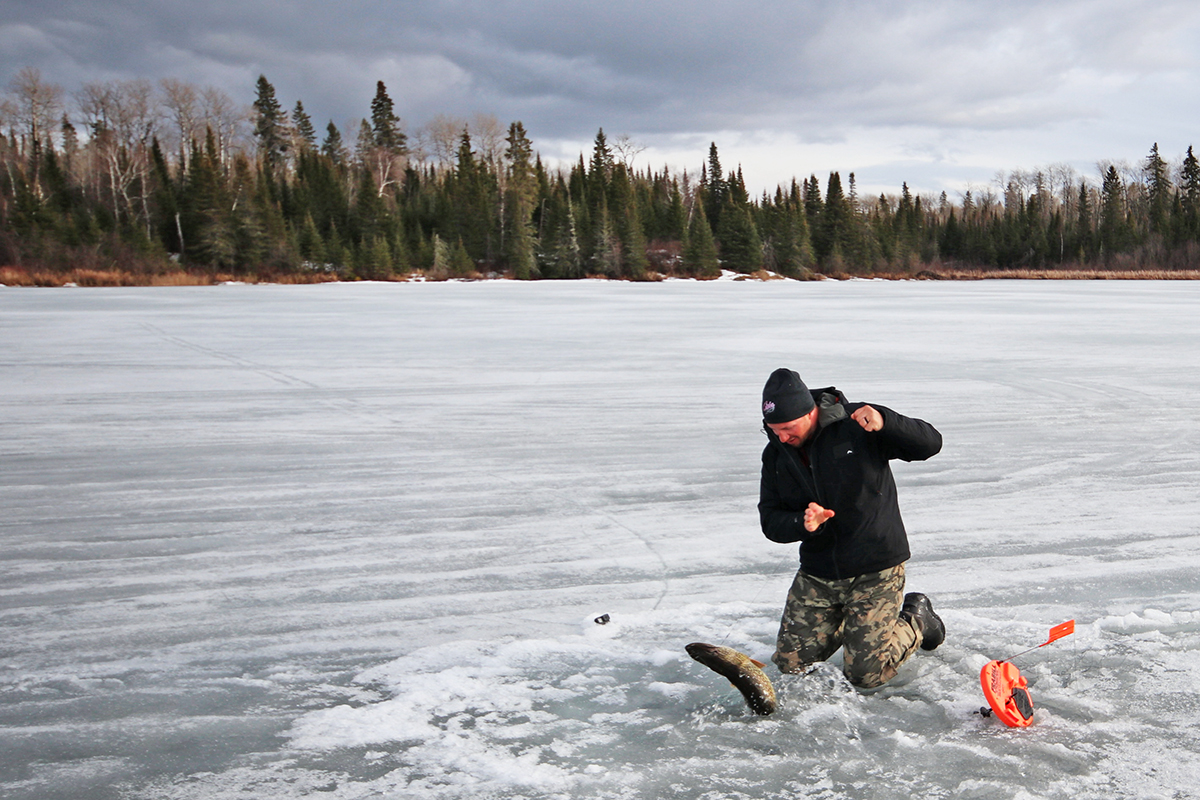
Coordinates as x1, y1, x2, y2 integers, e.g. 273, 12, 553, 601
2, 279, 1200, 799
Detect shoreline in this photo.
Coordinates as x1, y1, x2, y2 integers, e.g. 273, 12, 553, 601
3, 265, 1200, 288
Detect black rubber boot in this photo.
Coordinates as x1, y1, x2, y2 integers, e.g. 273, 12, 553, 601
901, 592, 945, 651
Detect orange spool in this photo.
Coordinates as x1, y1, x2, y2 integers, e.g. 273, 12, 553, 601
980, 660, 1035, 727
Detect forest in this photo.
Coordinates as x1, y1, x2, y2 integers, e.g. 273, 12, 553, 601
4, 67, 1200, 285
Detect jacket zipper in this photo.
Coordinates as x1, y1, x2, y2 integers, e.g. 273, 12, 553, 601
806, 427, 842, 580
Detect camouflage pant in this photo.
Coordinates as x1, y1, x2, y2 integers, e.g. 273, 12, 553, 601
772, 563, 921, 689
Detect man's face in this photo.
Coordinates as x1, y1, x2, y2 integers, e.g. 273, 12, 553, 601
767, 407, 819, 448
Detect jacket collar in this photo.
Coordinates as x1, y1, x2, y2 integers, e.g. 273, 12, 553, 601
762, 387, 847, 447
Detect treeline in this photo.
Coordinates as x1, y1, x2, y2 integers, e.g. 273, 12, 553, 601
4, 67, 1200, 283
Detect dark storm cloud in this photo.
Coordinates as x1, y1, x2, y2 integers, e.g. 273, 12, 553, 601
4, 0, 1200, 190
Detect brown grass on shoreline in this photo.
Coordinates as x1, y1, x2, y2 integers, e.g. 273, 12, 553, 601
906, 268, 1200, 281
0, 267, 345, 287
4, 265, 1200, 287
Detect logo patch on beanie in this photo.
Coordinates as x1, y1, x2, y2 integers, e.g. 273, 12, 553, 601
763, 401, 776, 414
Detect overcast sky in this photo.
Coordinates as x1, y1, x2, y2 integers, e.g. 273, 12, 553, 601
4, 0, 1200, 198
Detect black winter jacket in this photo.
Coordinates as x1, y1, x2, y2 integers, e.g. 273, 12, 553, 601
758, 387, 942, 580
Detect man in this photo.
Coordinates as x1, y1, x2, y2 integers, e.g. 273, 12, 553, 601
759, 367, 944, 689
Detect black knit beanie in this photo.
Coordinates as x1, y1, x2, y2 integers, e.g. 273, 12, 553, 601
762, 368, 816, 423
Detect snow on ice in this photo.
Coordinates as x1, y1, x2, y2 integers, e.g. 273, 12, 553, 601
2, 279, 1200, 799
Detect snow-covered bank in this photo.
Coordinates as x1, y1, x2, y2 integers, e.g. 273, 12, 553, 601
2, 280, 1199, 799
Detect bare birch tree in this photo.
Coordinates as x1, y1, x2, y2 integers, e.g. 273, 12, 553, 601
6, 67, 64, 195
75, 79, 159, 232
160, 77, 200, 170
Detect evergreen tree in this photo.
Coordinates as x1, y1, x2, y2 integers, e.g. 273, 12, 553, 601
450, 237, 474, 277
1180, 145, 1200, 240
321, 121, 346, 165
297, 212, 324, 263
188, 127, 235, 267
586, 128, 614, 229
352, 167, 386, 247
590, 196, 621, 276
540, 191, 583, 279
818, 172, 851, 266
681, 201, 720, 277
370, 81, 407, 153
354, 120, 375, 167
704, 142, 726, 232
449, 128, 496, 263
149, 136, 181, 253
292, 101, 316, 151
1099, 165, 1128, 258
1074, 181, 1094, 262
504, 121, 537, 279
60, 114, 78, 171
1144, 142, 1171, 236
251, 75, 288, 175
803, 175, 823, 234
716, 201, 762, 272
589, 128, 614, 179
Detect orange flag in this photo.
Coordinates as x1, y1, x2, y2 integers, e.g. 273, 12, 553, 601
1042, 620, 1075, 647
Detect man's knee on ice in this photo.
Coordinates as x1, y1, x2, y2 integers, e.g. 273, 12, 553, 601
845, 669, 892, 689
843, 658, 899, 689
772, 650, 807, 674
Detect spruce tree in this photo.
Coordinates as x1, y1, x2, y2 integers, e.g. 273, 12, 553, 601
292, 101, 316, 151
587, 128, 613, 228
449, 128, 497, 263
251, 75, 288, 176
370, 81, 407, 153
1099, 165, 1127, 258
1144, 142, 1171, 236
819, 172, 851, 266
681, 202, 720, 277
716, 201, 762, 272
1180, 145, 1200, 240
590, 196, 620, 276
704, 142, 725, 232
803, 175, 823, 234
504, 121, 537, 279
321, 121, 346, 165
188, 127, 235, 268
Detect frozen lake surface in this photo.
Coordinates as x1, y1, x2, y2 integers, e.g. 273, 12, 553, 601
2, 278, 1199, 799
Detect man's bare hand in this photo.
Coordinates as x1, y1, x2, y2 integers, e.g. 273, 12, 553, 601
851, 405, 883, 432
804, 502, 835, 532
